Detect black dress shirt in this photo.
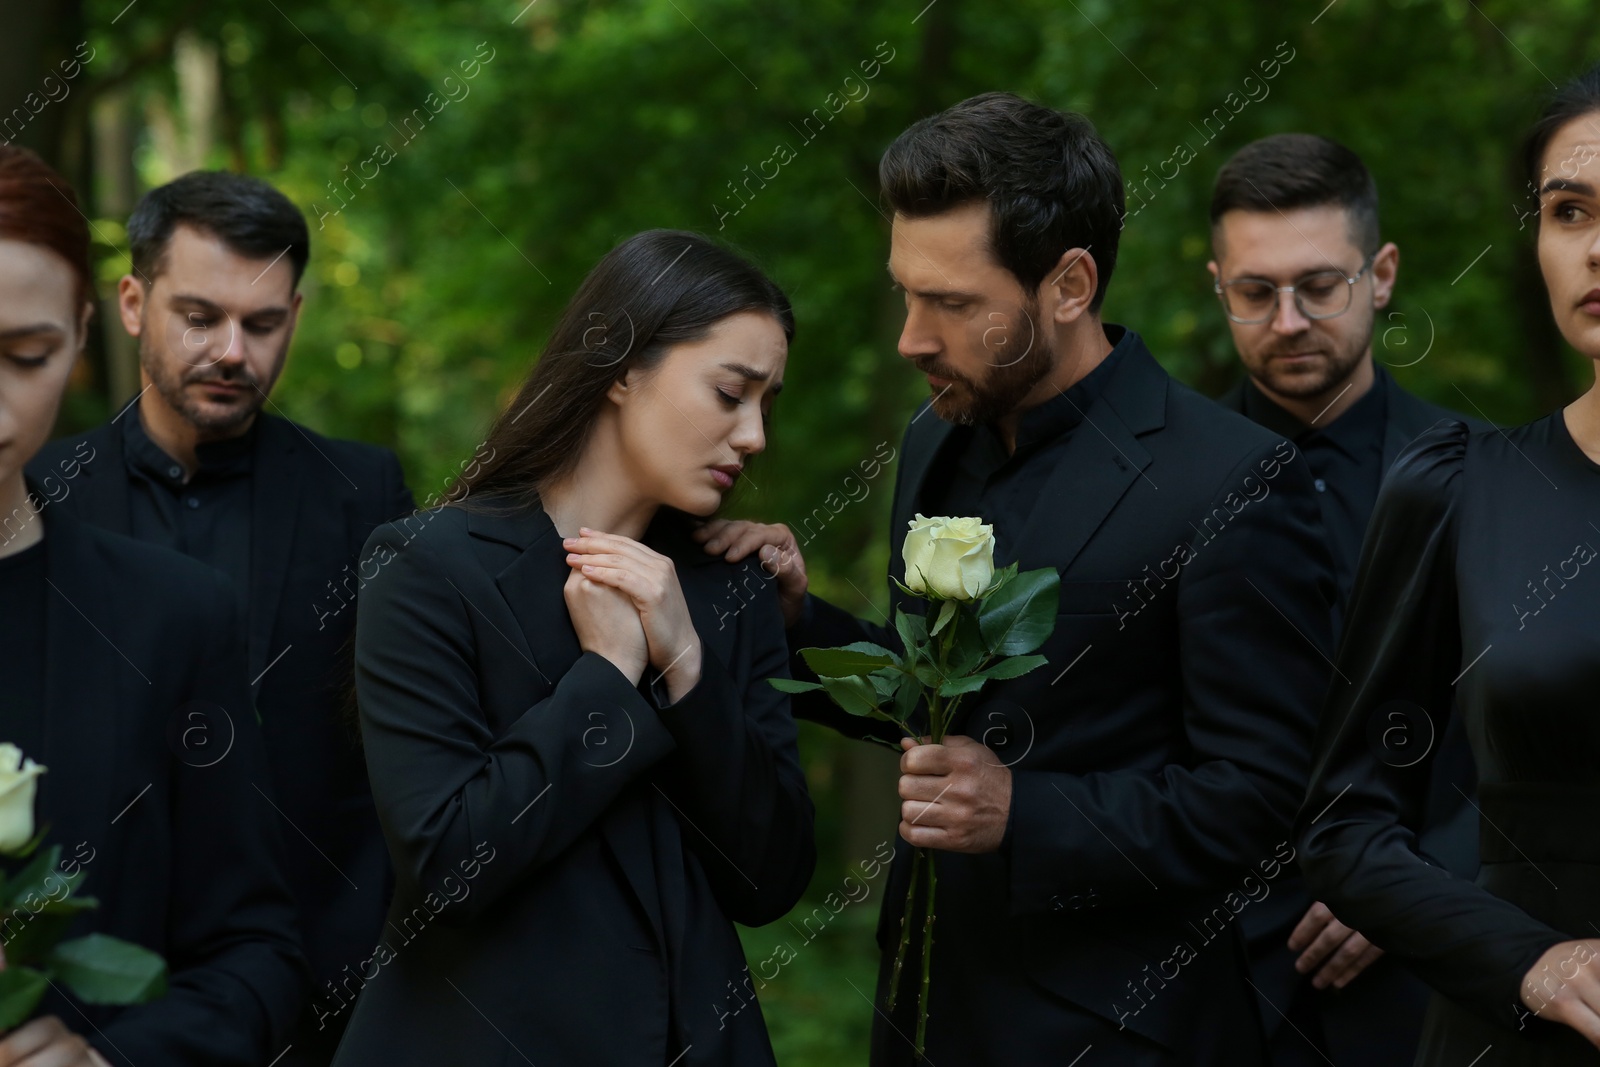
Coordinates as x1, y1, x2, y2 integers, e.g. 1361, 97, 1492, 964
122, 407, 257, 622
925, 323, 1132, 563
1240, 369, 1388, 612
0, 536, 47, 764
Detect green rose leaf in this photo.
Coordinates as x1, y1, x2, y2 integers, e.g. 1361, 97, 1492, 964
894, 608, 929, 666
891, 671, 922, 725
977, 567, 1060, 656
0, 966, 48, 1029
819, 674, 884, 718
945, 615, 988, 677
767, 678, 825, 694
929, 600, 957, 637
936, 674, 989, 697
867, 669, 901, 700
976, 654, 1050, 681
47, 933, 168, 1006
0, 845, 62, 910
800, 643, 897, 678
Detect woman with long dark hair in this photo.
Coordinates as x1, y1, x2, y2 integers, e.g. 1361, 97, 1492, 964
1299, 65, 1600, 1064
332, 230, 815, 1066
0, 148, 306, 1064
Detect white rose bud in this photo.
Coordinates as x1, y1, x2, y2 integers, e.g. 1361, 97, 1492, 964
902, 514, 996, 601
0, 744, 44, 855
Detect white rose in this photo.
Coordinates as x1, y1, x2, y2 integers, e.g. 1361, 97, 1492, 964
0, 744, 45, 855
902, 514, 996, 601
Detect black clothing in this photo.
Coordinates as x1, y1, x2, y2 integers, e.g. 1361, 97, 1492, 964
1239, 372, 1386, 614
14, 483, 307, 1065
28, 406, 414, 1066
1220, 366, 1485, 1066
1299, 415, 1600, 1065
928, 330, 1127, 558
330, 500, 816, 1066
790, 325, 1338, 1065
0, 536, 47, 764
121, 407, 257, 623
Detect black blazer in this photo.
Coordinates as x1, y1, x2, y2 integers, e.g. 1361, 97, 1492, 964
22, 480, 307, 1065
330, 499, 815, 1066
28, 410, 414, 1024
788, 333, 1337, 1064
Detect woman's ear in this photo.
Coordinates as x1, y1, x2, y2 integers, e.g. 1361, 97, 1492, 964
605, 368, 634, 407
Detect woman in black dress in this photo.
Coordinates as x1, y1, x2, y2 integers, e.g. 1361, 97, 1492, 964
332, 231, 815, 1066
1299, 65, 1600, 1063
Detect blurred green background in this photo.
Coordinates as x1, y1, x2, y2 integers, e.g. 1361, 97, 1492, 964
6, 0, 1599, 1062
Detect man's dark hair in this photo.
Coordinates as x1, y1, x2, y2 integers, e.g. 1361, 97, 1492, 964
879, 91, 1124, 313
1209, 134, 1380, 256
128, 170, 310, 287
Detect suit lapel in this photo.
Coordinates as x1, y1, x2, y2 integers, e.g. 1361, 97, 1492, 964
481, 504, 575, 695
248, 416, 302, 680
467, 498, 725, 961
37, 504, 122, 854
891, 346, 1166, 576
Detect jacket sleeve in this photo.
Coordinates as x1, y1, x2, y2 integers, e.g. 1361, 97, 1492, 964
1006, 437, 1338, 913
353, 519, 679, 925
1296, 420, 1566, 1029
645, 559, 816, 925
92, 568, 310, 1067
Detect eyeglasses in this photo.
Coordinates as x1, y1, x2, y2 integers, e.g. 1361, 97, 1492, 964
1214, 253, 1376, 325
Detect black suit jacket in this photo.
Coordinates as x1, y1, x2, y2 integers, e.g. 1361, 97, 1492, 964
330, 499, 815, 1066
788, 334, 1337, 1064
22, 482, 307, 1065
27, 410, 413, 1054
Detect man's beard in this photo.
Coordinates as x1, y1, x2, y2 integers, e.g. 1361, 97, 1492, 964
919, 302, 1054, 426
139, 325, 268, 435
1245, 320, 1371, 401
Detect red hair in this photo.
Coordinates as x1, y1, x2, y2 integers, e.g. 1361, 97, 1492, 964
0, 145, 93, 306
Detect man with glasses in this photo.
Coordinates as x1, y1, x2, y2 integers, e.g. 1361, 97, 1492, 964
1208, 133, 1480, 1067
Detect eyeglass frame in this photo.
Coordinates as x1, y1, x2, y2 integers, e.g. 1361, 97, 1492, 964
1213, 252, 1377, 325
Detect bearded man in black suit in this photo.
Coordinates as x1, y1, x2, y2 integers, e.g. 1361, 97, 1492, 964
694, 93, 1338, 1066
